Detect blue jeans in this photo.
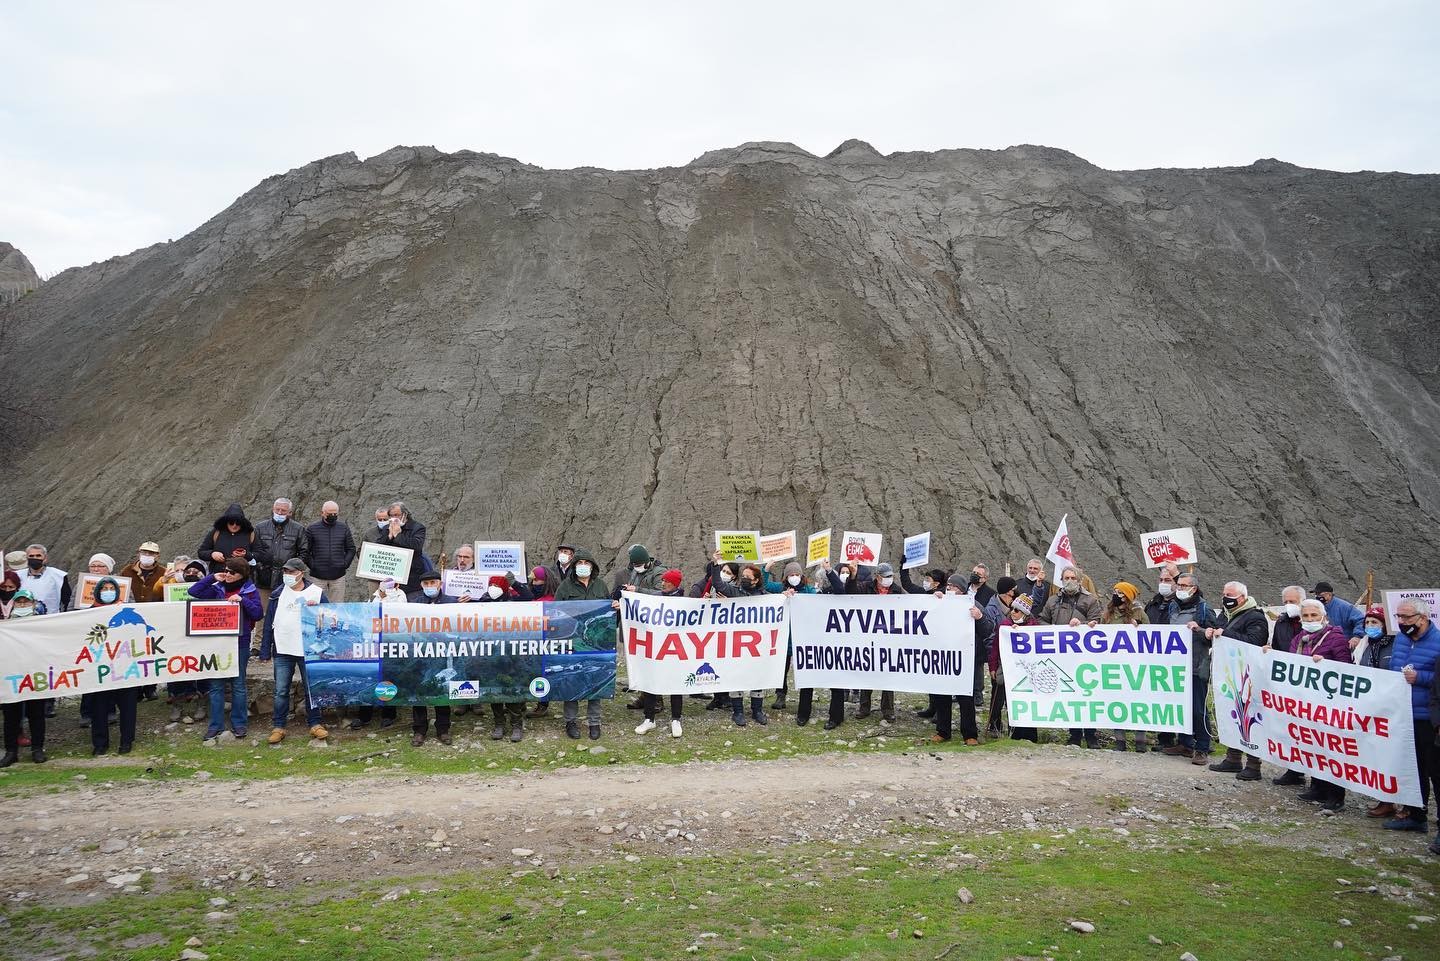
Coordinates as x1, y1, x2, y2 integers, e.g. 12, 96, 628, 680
1178, 674, 1211, 753
207, 643, 249, 735
272, 654, 321, 728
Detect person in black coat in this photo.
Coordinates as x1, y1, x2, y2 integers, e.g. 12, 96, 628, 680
1204, 580, 1271, 781
302, 501, 358, 602
407, 570, 457, 746
379, 501, 428, 595
818, 558, 862, 730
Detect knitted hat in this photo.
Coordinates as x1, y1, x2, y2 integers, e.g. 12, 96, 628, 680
628, 544, 650, 566
661, 568, 683, 587
1011, 594, 1034, 616
1314, 581, 1335, 595
1113, 581, 1139, 603
1365, 604, 1386, 624
784, 562, 803, 578
876, 562, 895, 576
946, 572, 968, 590
995, 576, 1017, 595
89, 553, 116, 573
487, 574, 509, 590
532, 565, 548, 581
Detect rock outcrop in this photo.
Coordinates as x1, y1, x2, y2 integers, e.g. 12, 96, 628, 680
1, 142, 1436, 596
0, 242, 41, 305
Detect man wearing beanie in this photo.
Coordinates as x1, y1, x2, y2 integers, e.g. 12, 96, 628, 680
1102, 581, 1150, 751
614, 545, 666, 709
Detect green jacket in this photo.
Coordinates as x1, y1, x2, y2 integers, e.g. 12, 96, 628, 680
554, 549, 612, 601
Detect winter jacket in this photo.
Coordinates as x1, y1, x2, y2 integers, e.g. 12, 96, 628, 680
1100, 601, 1149, 626
1164, 594, 1219, 680
611, 562, 667, 597
474, 581, 536, 603
1361, 633, 1395, 671
1216, 599, 1269, 647
553, 550, 612, 602
1392, 621, 1440, 722
303, 518, 358, 580
711, 563, 768, 598
118, 559, 167, 603
1324, 596, 1366, 639
253, 517, 311, 590
197, 503, 256, 565
1271, 615, 1302, 655
406, 590, 458, 605
187, 573, 264, 644
376, 518, 428, 594
1041, 589, 1103, 626
1294, 624, 1350, 662
823, 568, 862, 595
859, 574, 907, 596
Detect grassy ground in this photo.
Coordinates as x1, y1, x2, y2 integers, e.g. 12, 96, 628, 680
0, 689, 1051, 794
6, 828, 1436, 960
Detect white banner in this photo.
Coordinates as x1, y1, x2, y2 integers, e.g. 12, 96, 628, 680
1212, 637, 1421, 806
790, 593, 975, 695
998, 623, 1191, 732
619, 593, 788, 695
0, 602, 240, 704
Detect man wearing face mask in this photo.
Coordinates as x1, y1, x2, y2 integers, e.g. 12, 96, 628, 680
378, 501, 428, 596
262, 559, 329, 745
552, 548, 610, 739
1385, 598, 1440, 839
20, 544, 70, 617
1144, 563, 1181, 625
1161, 572, 1219, 764
119, 542, 167, 603
407, 570, 459, 746
473, 573, 535, 741
254, 498, 311, 612
302, 500, 357, 603
1271, 585, 1307, 656
969, 565, 996, 609
1, 589, 49, 766
554, 543, 577, 582
1203, 581, 1270, 780
712, 562, 773, 727
1041, 566, 1104, 747
1020, 557, 1052, 610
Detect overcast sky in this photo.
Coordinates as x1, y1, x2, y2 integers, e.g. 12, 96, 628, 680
2, 0, 1436, 276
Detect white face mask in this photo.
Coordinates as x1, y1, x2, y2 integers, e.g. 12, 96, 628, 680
12, 606, 33, 617
922, 579, 934, 591
786, 575, 801, 587
880, 576, 894, 587
574, 563, 592, 578
1175, 588, 1194, 603
719, 569, 734, 583
138, 555, 156, 569
558, 552, 573, 566
1284, 603, 1302, 619
1157, 582, 1174, 597
632, 565, 646, 574
837, 572, 849, 583
1302, 620, 1326, 634
378, 519, 389, 529
487, 585, 504, 600
283, 574, 300, 589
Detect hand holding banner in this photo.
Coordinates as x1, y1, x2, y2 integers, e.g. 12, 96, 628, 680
840, 531, 882, 566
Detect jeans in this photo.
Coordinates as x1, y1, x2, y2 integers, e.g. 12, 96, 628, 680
563, 699, 601, 723
208, 642, 250, 734
1178, 675, 1211, 753
272, 654, 320, 727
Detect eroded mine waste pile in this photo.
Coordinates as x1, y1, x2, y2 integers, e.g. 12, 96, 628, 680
1, 141, 1436, 594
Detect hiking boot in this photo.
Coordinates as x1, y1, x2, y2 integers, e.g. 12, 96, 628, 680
565, 720, 580, 740
706, 694, 731, 711
526, 702, 550, 719
310, 724, 328, 740
796, 715, 810, 727
855, 707, 872, 720
491, 724, 506, 741
771, 693, 787, 711
411, 733, 425, 747
1273, 770, 1305, 786
1319, 799, 1344, 813
626, 696, 645, 710
750, 697, 768, 726
1162, 744, 1191, 756
1133, 738, 1149, 754
732, 707, 748, 727
437, 732, 453, 746
267, 728, 286, 744
379, 716, 396, 729
1429, 833, 1440, 856
588, 724, 601, 740
1084, 737, 1101, 749
1235, 766, 1261, 781
509, 723, 523, 743
1190, 750, 1208, 765
347, 718, 368, 730
823, 719, 841, 731
1209, 758, 1243, 773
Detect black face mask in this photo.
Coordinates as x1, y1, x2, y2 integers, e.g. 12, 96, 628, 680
323, 515, 338, 525
1112, 593, 1126, 607
1402, 621, 1422, 637
1222, 596, 1239, 610
26, 558, 44, 571
741, 579, 756, 589
0, 588, 14, 601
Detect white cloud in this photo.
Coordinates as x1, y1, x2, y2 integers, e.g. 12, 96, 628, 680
1, 0, 1435, 274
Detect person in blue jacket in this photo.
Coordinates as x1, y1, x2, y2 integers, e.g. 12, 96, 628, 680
1314, 581, 1364, 639
1384, 598, 1440, 847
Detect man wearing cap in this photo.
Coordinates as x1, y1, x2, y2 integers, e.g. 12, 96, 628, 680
407, 570, 457, 746
303, 500, 357, 603
1314, 581, 1365, 640
262, 559, 329, 744
21, 545, 70, 615
119, 542, 167, 603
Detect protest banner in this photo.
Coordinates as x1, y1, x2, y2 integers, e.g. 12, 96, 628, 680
1141, 526, 1199, 568
442, 568, 504, 600
902, 531, 930, 570
714, 530, 761, 562
164, 582, 194, 602
356, 541, 415, 583
78, 574, 132, 607
1045, 514, 1074, 582
806, 529, 832, 567
1382, 589, 1439, 634
0, 602, 239, 704
303, 601, 616, 707
789, 593, 974, 695
1212, 637, 1420, 806
473, 541, 526, 579
997, 624, 1190, 732
758, 530, 797, 564
839, 531, 882, 566
620, 593, 788, 695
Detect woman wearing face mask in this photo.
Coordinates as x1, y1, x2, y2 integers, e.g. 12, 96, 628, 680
711, 562, 772, 727
635, 569, 690, 738
929, 574, 992, 745
1269, 600, 1351, 811
764, 561, 815, 717
696, 554, 743, 712
87, 576, 141, 755
0, 589, 49, 766
1001, 593, 1041, 743
552, 548, 610, 740
190, 558, 265, 740
813, 557, 862, 729
1103, 582, 1151, 753
472, 573, 535, 742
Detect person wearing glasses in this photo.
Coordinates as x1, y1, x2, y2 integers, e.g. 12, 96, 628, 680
1383, 598, 1440, 850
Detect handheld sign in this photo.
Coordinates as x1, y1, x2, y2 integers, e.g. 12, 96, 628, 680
839, 531, 882, 566
714, 530, 760, 562
473, 541, 526, 580
1140, 527, 1199, 569
806, 529, 832, 567
79, 574, 133, 607
758, 530, 797, 564
356, 542, 415, 583
902, 532, 931, 570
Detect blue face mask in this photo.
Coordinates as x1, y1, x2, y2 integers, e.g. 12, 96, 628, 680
422, 586, 440, 598
1365, 625, 1383, 639
273, 513, 287, 524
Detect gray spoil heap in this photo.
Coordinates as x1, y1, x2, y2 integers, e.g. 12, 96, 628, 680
1, 142, 1436, 599
0, 242, 41, 305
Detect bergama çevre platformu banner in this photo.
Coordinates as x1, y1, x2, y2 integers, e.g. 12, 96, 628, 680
620, 593, 789, 695
302, 601, 617, 707
1212, 637, 1421, 806
0, 602, 241, 703
789, 593, 976, 696
997, 623, 1191, 732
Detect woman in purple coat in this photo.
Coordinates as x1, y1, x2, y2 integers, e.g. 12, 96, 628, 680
1271, 599, 1352, 811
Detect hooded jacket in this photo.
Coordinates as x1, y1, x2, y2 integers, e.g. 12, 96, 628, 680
197, 503, 256, 564
553, 550, 611, 601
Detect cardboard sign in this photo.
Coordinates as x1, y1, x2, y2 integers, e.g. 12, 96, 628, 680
1382, 589, 1440, 634
164, 582, 195, 602
758, 530, 797, 564
902, 531, 931, 570
187, 600, 243, 636
356, 542, 415, 583
473, 541, 526, 579
715, 530, 761, 562
839, 531, 882, 566
78, 574, 133, 607
443, 568, 488, 599
805, 529, 832, 567
1141, 527, 1199, 569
